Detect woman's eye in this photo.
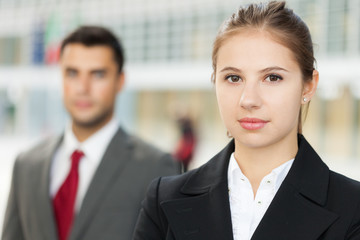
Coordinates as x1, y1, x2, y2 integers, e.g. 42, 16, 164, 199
226, 75, 241, 83
265, 74, 282, 82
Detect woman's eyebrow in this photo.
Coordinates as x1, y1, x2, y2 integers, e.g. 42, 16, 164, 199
220, 66, 289, 73
220, 66, 242, 73
259, 66, 289, 73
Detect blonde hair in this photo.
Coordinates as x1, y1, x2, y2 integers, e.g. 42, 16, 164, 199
212, 1, 315, 133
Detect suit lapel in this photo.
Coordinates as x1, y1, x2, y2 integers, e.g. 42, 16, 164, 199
36, 135, 63, 240
161, 135, 339, 240
70, 128, 133, 240
161, 141, 235, 240
161, 181, 234, 240
252, 135, 338, 239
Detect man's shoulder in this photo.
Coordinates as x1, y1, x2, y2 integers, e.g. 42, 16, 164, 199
129, 135, 178, 172
132, 136, 167, 155
16, 135, 61, 165
107, 128, 178, 172
114, 129, 171, 162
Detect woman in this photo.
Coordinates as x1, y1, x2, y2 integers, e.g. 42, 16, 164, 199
133, 1, 360, 239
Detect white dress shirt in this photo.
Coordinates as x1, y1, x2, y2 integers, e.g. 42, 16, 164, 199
227, 153, 294, 240
50, 118, 119, 212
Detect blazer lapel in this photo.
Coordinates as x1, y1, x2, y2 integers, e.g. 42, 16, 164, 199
161, 135, 339, 240
36, 135, 63, 240
252, 135, 339, 240
70, 128, 133, 240
161, 141, 235, 240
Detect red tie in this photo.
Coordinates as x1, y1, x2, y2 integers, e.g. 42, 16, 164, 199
53, 150, 84, 240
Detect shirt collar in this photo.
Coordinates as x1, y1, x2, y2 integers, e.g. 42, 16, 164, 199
271, 157, 294, 191
227, 153, 294, 192
228, 153, 245, 187
63, 118, 119, 163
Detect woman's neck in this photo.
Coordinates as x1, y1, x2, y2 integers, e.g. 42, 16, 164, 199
233, 136, 298, 197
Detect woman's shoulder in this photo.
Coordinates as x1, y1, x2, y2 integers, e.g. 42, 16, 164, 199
326, 170, 360, 215
328, 170, 360, 193
326, 171, 360, 236
145, 141, 233, 204
156, 167, 203, 198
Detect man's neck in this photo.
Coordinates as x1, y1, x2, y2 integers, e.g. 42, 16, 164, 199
71, 119, 112, 143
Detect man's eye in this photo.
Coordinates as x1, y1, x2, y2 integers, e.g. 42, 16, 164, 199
225, 75, 241, 83
93, 72, 105, 78
66, 70, 77, 77
265, 74, 282, 82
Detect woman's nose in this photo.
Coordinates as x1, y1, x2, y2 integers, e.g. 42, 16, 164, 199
239, 82, 262, 110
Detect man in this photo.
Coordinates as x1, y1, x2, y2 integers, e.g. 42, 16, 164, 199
2, 26, 179, 240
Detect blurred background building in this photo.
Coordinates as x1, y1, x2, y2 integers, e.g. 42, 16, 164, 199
0, 0, 360, 231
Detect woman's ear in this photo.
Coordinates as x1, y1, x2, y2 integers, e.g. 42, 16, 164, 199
302, 69, 319, 103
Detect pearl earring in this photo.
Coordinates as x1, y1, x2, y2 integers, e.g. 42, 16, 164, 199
303, 97, 307, 102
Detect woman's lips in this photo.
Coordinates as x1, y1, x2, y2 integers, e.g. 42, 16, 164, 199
238, 118, 269, 130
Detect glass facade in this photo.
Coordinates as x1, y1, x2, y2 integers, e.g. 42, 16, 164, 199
0, 0, 360, 65
0, 0, 359, 161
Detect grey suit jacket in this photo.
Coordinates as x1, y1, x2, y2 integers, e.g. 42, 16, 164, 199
2, 127, 179, 240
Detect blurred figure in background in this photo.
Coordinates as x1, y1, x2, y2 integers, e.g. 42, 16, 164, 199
2, 26, 179, 240
173, 116, 196, 172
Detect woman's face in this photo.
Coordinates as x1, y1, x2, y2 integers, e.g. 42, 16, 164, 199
215, 30, 312, 150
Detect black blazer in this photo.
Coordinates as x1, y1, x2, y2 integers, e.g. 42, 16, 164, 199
133, 135, 360, 240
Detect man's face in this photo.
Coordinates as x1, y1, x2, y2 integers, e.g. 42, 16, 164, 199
60, 43, 124, 129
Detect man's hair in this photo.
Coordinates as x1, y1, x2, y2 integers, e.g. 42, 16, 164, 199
60, 26, 124, 73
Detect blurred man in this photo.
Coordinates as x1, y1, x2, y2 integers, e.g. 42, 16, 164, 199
2, 26, 179, 240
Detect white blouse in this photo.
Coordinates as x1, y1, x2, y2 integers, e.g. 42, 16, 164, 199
227, 153, 294, 240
